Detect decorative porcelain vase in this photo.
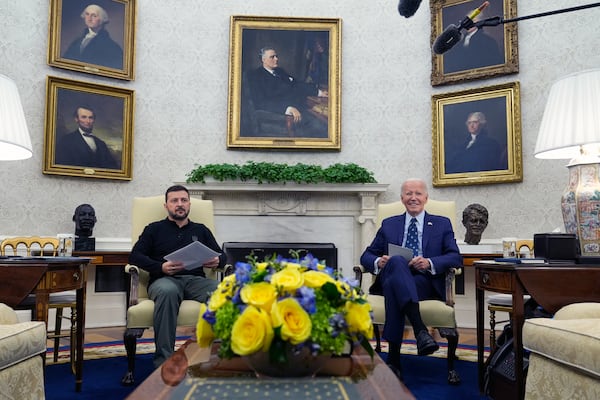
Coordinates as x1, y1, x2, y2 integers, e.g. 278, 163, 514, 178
242, 346, 331, 378
561, 161, 600, 256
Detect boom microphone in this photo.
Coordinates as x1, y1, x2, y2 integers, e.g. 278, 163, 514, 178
432, 1, 490, 55
398, 0, 423, 18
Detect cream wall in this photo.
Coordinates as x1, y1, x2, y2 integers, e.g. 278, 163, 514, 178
1, 0, 599, 246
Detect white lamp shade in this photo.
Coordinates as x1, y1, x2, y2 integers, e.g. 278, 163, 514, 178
0, 74, 32, 160
534, 68, 600, 160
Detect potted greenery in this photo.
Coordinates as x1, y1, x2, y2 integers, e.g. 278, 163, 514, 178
186, 161, 377, 184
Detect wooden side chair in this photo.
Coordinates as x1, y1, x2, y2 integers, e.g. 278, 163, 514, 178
0, 236, 77, 365
353, 199, 462, 385
122, 196, 222, 386
487, 239, 534, 350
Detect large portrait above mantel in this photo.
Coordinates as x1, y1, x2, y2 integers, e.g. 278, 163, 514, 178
430, 0, 519, 86
227, 16, 341, 150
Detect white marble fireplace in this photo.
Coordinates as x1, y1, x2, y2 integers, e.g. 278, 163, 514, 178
184, 182, 389, 278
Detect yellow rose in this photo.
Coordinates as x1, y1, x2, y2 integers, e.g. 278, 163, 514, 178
240, 282, 277, 311
283, 262, 302, 270
345, 301, 374, 339
231, 306, 274, 356
302, 270, 335, 288
270, 267, 304, 293
271, 297, 312, 344
207, 289, 230, 312
336, 280, 352, 296
256, 262, 269, 272
207, 274, 237, 311
196, 303, 215, 348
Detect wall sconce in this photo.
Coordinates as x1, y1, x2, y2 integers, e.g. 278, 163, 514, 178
534, 69, 600, 258
0, 74, 32, 160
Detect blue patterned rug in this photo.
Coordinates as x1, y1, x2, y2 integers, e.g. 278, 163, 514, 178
45, 338, 489, 399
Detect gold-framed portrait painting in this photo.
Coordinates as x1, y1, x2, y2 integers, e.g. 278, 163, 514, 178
227, 16, 341, 150
43, 76, 135, 180
430, 0, 519, 86
48, 0, 136, 80
432, 81, 522, 187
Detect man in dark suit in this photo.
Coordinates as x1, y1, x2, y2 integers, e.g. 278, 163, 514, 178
360, 178, 462, 380
62, 4, 123, 69
55, 105, 120, 169
445, 111, 507, 174
245, 46, 328, 138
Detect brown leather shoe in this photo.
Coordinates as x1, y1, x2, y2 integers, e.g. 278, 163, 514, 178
416, 330, 439, 356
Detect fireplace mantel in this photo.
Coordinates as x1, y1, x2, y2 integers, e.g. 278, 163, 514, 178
181, 182, 388, 276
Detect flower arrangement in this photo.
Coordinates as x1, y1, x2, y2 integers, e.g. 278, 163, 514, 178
196, 252, 374, 366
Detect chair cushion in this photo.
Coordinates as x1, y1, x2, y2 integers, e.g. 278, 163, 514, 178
487, 293, 531, 306
367, 295, 456, 328
126, 299, 202, 328
0, 321, 46, 370
554, 302, 600, 320
523, 317, 600, 378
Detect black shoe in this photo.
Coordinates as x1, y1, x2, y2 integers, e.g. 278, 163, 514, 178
416, 330, 439, 356
386, 362, 404, 382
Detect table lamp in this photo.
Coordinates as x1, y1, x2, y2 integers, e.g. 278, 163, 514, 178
0, 74, 32, 160
534, 69, 600, 258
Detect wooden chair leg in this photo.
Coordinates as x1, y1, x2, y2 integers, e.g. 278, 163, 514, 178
69, 306, 77, 374
121, 328, 145, 386
53, 308, 63, 363
373, 324, 382, 353
489, 309, 497, 352
438, 327, 461, 385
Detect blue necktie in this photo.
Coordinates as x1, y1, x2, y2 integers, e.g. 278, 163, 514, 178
406, 218, 419, 257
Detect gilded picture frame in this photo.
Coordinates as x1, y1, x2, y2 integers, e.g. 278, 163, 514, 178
43, 76, 135, 180
227, 16, 341, 150
430, 0, 519, 86
47, 0, 136, 80
432, 81, 522, 187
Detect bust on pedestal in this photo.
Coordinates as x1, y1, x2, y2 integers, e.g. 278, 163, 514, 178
73, 203, 96, 251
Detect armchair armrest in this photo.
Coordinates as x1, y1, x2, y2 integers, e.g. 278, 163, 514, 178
124, 264, 140, 307
354, 263, 461, 307
353, 265, 367, 286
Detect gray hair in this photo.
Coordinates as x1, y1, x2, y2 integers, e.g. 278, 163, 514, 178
259, 46, 276, 60
466, 112, 487, 125
81, 4, 109, 25
401, 178, 428, 195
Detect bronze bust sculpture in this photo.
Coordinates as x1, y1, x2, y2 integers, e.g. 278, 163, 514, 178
73, 203, 96, 251
462, 203, 489, 245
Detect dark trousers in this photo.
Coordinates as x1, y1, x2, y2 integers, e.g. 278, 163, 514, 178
380, 256, 437, 343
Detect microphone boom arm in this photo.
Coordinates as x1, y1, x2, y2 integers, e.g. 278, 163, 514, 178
474, 1, 600, 28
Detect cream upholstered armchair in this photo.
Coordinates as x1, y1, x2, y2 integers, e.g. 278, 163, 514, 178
0, 303, 46, 400
354, 199, 462, 385
121, 195, 219, 385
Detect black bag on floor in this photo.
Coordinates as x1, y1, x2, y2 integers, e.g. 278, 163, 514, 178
484, 323, 530, 400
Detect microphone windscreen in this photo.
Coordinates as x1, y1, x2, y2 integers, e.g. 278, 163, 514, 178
398, 0, 423, 18
432, 25, 463, 55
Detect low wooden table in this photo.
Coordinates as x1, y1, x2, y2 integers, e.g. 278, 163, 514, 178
127, 341, 415, 399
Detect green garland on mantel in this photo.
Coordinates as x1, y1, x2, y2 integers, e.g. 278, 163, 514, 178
186, 161, 377, 184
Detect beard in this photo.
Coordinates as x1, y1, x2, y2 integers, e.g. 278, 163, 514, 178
168, 207, 189, 221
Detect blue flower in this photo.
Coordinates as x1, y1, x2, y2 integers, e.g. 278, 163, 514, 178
234, 261, 252, 284
296, 286, 316, 314
329, 313, 347, 338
